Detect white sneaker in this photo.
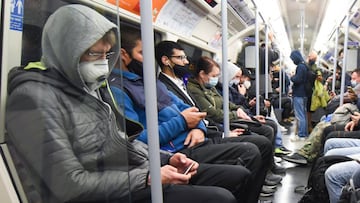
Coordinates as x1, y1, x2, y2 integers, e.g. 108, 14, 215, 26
274, 156, 282, 163
279, 125, 287, 132
290, 135, 299, 142
299, 137, 307, 141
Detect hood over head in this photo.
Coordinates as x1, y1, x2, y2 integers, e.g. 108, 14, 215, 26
41, 4, 120, 89
219, 62, 241, 83
290, 50, 305, 65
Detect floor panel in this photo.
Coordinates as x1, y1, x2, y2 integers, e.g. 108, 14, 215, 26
259, 120, 311, 203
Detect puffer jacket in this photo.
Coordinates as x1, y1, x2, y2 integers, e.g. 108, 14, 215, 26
5, 5, 150, 203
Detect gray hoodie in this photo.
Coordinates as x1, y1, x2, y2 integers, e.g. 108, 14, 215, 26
41, 4, 120, 91
6, 4, 152, 203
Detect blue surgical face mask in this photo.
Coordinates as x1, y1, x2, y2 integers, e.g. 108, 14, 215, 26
205, 76, 219, 88
351, 80, 357, 87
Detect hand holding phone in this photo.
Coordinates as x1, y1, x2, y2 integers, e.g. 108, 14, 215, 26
183, 162, 195, 175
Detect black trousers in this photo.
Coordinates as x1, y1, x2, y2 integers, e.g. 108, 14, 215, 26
211, 135, 272, 203
179, 140, 262, 203
120, 163, 250, 203
272, 97, 292, 119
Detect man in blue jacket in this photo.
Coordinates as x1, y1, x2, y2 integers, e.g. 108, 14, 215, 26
109, 26, 265, 203
290, 50, 308, 140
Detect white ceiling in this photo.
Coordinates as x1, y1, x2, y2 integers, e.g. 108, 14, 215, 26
278, 0, 329, 54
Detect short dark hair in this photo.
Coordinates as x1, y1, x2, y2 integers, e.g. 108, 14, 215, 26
194, 56, 220, 76
121, 26, 141, 56
155, 41, 184, 68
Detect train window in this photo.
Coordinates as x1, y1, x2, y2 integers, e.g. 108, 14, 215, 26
177, 40, 213, 63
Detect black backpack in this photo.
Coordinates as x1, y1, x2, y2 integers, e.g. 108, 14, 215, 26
304, 66, 317, 97
298, 155, 353, 203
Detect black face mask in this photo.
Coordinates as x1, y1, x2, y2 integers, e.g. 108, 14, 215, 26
308, 59, 315, 66
127, 59, 144, 77
172, 64, 192, 78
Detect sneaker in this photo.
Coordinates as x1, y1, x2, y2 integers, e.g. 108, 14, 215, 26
279, 125, 288, 132
275, 147, 292, 156
261, 185, 276, 194
299, 137, 307, 141
290, 135, 299, 142
265, 172, 282, 185
280, 120, 292, 126
271, 163, 286, 174
274, 156, 282, 163
282, 153, 308, 165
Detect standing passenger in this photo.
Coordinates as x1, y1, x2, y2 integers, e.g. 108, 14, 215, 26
290, 50, 308, 140
5, 5, 242, 203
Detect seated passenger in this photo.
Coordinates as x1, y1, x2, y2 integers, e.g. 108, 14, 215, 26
322, 139, 360, 203
185, 56, 286, 177
283, 77, 359, 165
270, 65, 293, 126
5, 5, 247, 203
108, 28, 264, 203
155, 40, 274, 198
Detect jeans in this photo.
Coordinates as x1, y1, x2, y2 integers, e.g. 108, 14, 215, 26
293, 97, 308, 137
324, 138, 360, 155
325, 160, 360, 203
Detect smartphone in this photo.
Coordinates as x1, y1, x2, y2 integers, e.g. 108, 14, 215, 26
347, 86, 355, 93
183, 162, 195, 175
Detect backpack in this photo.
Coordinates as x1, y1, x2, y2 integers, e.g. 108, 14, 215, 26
298, 155, 353, 203
304, 66, 317, 97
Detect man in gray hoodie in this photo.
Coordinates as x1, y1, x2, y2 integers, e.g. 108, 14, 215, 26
5, 4, 243, 203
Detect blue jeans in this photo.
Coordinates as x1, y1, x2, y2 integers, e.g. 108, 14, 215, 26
325, 160, 360, 203
293, 97, 307, 137
324, 138, 360, 155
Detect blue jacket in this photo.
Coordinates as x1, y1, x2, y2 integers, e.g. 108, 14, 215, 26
290, 50, 307, 97
109, 69, 206, 153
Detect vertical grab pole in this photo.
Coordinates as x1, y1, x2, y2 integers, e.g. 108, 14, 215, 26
340, 13, 350, 106
279, 54, 282, 109
255, 6, 260, 115
139, 1, 163, 203
221, 0, 230, 137
332, 27, 339, 93
265, 25, 269, 100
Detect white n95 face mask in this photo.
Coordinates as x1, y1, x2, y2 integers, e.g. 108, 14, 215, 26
79, 59, 109, 83
243, 80, 251, 89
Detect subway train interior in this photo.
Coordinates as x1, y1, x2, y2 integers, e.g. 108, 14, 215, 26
2, 0, 360, 202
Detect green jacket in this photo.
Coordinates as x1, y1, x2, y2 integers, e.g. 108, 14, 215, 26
187, 78, 241, 124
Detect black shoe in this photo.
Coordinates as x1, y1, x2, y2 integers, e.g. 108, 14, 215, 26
282, 153, 308, 165
271, 163, 286, 174
280, 120, 292, 126
265, 173, 282, 186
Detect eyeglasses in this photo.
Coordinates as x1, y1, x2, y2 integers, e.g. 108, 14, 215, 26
170, 55, 188, 60
87, 51, 115, 59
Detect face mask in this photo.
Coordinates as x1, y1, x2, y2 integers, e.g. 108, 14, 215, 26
308, 59, 315, 66
79, 59, 109, 84
351, 80, 357, 87
127, 59, 144, 76
172, 64, 192, 78
205, 77, 219, 88
243, 80, 251, 89
229, 79, 240, 86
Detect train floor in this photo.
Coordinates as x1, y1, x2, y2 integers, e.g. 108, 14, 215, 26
259, 119, 312, 203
